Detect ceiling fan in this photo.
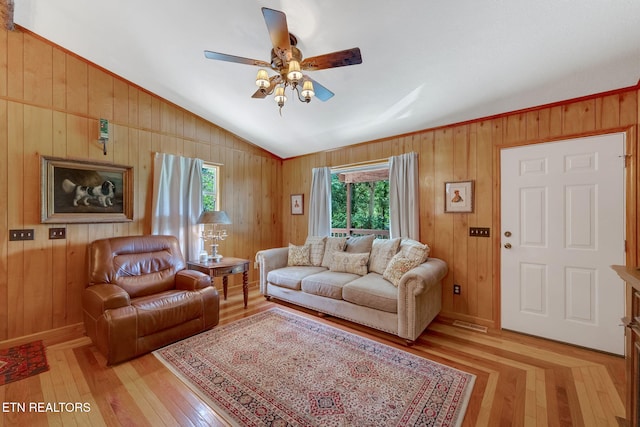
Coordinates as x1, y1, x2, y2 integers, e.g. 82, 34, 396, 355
204, 7, 362, 111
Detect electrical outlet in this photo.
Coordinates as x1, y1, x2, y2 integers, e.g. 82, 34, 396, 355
9, 229, 35, 241
453, 284, 461, 295
469, 227, 490, 237
49, 228, 66, 239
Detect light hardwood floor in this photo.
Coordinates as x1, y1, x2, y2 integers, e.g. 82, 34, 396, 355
0, 284, 627, 427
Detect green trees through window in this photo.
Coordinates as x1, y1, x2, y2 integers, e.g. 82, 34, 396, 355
202, 164, 219, 211
330, 166, 389, 236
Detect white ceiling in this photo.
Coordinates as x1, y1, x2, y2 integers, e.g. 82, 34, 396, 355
14, 0, 640, 159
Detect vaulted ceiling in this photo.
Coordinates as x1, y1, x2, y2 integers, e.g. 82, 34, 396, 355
14, 1, 640, 158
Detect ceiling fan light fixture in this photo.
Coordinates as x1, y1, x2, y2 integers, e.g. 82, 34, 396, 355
287, 60, 303, 83
274, 86, 287, 107
204, 8, 361, 114
301, 80, 315, 102
255, 69, 270, 89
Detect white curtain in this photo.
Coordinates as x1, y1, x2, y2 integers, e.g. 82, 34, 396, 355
151, 153, 203, 260
389, 152, 419, 239
308, 167, 332, 236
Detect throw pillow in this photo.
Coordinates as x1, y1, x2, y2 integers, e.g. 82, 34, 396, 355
321, 236, 348, 268
368, 237, 401, 274
304, 236, 328, 266
330, 252, 370, 276
287, 244, 311, 266
383, 253, 423, 287
345, 234, 376, 253
399, 239, 430, 263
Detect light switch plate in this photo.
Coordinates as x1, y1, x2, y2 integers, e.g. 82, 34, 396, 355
469, 227, 490, 237
9, 229, 34, 241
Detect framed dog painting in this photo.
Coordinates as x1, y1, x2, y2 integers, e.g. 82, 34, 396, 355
41, 156, 134, 223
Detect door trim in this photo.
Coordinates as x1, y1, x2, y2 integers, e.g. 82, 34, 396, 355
493, 126, 637, 329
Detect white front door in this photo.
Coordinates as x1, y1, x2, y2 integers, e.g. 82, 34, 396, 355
500, 133, 625, 355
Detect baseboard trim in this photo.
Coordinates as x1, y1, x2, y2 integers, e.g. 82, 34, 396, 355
0, 323, 86, 349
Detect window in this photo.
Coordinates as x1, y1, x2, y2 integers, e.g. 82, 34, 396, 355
330, 164, 390, 238
202, 163, 220, 211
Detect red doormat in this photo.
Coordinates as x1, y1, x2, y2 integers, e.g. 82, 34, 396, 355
0, 340, 49, 386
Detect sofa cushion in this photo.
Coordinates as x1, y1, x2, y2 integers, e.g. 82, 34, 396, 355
321, 237, 348, 268
342, 273, 398, 313
368, 238, 401, 274
345, 234, 376, 253
267, 266, 326, 290
383, 253, 423, 287
132, 290, 203, 337
287, 244, 311, 266
305, 236, 328, 266
399, 239, 430, 263
330, 252, 370, 275
301, 271, 360, 300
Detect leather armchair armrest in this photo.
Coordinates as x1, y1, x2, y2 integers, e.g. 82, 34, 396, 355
82, 284, 130, 319
175, 269, 212, 291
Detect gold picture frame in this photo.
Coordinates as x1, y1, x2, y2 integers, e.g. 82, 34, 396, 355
445, 180, 474, 213
41, 156, 134, 223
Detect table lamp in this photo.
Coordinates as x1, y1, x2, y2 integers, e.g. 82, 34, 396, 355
197, 210, 232, 261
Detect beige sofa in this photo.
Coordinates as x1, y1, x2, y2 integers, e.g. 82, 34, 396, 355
256, 235, 448, 343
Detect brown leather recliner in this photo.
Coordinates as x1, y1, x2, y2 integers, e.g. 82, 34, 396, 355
82, 235, 219, 365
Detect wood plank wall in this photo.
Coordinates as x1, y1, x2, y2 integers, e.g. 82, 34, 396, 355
281, 87, 639, 328
0, 27, 283, 343
1, 24, 638, 343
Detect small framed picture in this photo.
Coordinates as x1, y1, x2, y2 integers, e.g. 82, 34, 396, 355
445, 181, 474, 213
291, 194, 304, 215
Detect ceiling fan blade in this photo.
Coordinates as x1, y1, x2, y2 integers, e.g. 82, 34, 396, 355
301, 48, 362, 71
251, 75, 282, 99
262, 7, 291, 61
308, 78, 334, 102
204, 51, 271, 68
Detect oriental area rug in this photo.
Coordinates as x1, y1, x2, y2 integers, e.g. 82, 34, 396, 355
154, 308, 475, 427
0, 340, 49, 386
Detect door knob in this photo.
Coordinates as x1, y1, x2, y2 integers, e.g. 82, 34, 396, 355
504, 243, 512, 249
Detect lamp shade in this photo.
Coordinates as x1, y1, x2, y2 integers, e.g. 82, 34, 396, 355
197, 210, 232, 225
286, 60, 302, 82
301, 80, 315, 99
255, 69, 270, 88
274, 86, 287, 107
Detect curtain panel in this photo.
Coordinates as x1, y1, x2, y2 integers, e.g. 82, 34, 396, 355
151, 153, 203, 260
389, 152, 419, 240
308, 166, 332, 237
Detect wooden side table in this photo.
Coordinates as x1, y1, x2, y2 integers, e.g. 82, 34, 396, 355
187, 257, 250, 308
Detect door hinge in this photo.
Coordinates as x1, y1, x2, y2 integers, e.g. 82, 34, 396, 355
619, 154, 631, 168
625, 240, 627, 252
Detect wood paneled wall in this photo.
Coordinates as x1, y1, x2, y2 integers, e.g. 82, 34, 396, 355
0, 27, 282, 343
1, 24, 638, 343
281, 88, 639, 328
